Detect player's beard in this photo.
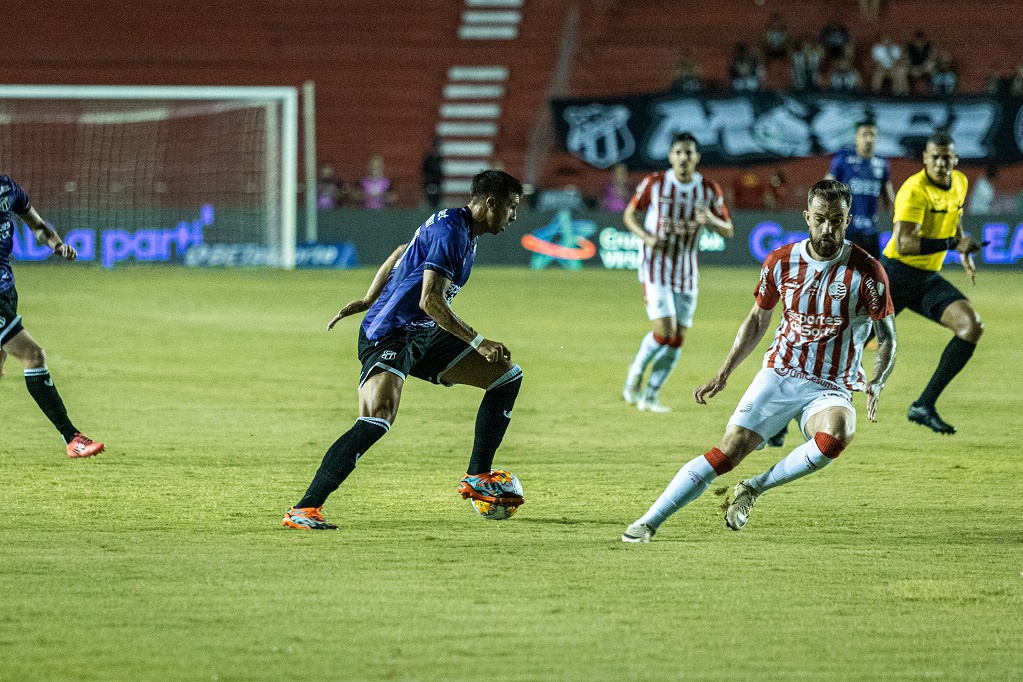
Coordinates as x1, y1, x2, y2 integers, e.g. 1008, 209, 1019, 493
810, 234, 841, 259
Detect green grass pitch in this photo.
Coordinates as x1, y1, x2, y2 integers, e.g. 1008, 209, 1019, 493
2, 264, 1021, 681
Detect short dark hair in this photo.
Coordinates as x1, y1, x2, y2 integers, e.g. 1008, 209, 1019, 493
671, 131, 699, 151
926, 130, 955, 148
470, 170, 523, 201
855, 119, 877, 131
807, 178, 852, 207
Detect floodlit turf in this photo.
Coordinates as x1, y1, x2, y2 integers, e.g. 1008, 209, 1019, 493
2, 263, 1021, 681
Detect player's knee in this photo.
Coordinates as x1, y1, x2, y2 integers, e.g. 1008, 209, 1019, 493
960, 318, 984, 344
22, 344, 46, 369
487, 363, 522, 391
817, 427, 853, 451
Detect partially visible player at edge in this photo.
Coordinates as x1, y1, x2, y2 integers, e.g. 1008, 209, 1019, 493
621, 131, 734, 413
0, 175, 105, 458
622, 179, 896, 542
283, 170, 525, 530
768, 118, 895, 448
880, 130, 984, 435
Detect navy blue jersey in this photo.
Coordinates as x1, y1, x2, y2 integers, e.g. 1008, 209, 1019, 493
362, 207, 477, 341
828, 151, 890, 235
0, 176, 31, 294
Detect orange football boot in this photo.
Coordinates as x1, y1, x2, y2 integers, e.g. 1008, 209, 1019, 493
282, 506, 338, 530
67, 433, 105, 459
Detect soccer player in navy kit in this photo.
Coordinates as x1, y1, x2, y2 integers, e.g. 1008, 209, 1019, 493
825, 120, 895, 258
284, 170, 524, 530
0, 175, 105, 458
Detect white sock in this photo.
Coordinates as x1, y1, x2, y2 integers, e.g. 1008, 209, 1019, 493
627, 332, 665, 382
746, 437, 834, 493
647, 345, 682, 392
637, 455, 717, 529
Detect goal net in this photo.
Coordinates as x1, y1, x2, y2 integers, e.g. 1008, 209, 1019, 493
0, 85, 298, 268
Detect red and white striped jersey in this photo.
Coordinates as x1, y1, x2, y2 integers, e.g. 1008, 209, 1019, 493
755, 240, 894, 391
629, 170, 729, 292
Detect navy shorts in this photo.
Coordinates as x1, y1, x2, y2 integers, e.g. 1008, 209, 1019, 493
357, 326, 474, 388
0, 286, 25, 348
881, 256, 966, 323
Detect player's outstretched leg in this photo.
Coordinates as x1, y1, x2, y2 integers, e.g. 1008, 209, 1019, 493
623, 332, 664, 404
458, 364, 523, 501
3, 330, 104, 458
622, 446, 736, 542
639, 334, 682, 413
728, 427, 849, 531
284, 371, 399, 530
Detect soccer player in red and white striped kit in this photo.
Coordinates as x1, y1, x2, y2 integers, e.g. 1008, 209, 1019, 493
623, 179, 897, 542
621, 132, 734, 412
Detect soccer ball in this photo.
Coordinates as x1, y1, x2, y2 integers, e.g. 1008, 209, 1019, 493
466, 469, 524, 520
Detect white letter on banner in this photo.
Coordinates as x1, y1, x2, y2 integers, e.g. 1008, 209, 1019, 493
647, 99, 714, 160
947, 103, 998, 158
706, 99, 761, 155
871, 102, 948, 157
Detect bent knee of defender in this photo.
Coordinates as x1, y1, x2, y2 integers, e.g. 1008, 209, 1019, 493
959, 318, 984, 344
21, 344, 46, 369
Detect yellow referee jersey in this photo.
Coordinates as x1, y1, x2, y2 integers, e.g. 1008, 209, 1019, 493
883, 168, 968, 271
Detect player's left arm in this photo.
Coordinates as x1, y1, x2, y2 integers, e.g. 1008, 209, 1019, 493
694, 184, 734, 238
865, 314, 897, 423
18, 207, 76, 261
420, 269, 509, 363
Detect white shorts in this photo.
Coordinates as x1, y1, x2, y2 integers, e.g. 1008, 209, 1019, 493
643, 283, 698, 328
727, 368, 855, 442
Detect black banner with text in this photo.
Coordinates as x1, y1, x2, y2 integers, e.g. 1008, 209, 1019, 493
551, 91, 1023, 169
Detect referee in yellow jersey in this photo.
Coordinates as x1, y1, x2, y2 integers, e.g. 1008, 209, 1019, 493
880, 131, 984, 434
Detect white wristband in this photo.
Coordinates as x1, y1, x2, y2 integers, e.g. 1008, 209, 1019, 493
469, 333, 485, 349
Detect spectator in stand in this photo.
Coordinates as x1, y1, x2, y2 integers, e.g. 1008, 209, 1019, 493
931, 48, 957, 96
421, 136, 443, 209
732, 171, 765, 210
602, 163, 633, 212
1010, 62, 1023, 97
670, 49, 703, 93
729, 43, 764, 92
820, 18, 852, 65
829, 57, 863, 94
761, 13, 790, 64
316, 163, 345, 210
871, 35, 909, 95
967, 165, 997, 215
763, 169, 789, 211
906, 31, 934, 94
985, 63, 1005, 96
859, 0, 881, 20
359, 155, 397, 210
791, 36, 823, 91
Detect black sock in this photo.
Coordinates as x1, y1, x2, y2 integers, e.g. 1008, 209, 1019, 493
916, 336, 976, 408
296, 417, 389, 508
24, 368, 78, 443
467, 367, 522, 475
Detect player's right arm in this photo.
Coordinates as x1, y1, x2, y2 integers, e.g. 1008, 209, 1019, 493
694, 303, 774, 404
18, 207, 76, 261
327, 243, 407, 330
420, 269, 509, 363
622, 175, 665, 251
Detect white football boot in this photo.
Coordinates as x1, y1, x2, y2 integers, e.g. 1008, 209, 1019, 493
622, 373, 643, 405
621, 521, 655, 543
637, 389, 671, 413
724, 481, 761, 531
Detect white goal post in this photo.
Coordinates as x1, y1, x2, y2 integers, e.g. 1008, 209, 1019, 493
0, 84, 300, 268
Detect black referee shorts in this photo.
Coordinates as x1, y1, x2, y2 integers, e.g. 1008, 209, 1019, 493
357, 326, 474, 388
845, 232, 881, 259
880, 256, 966, 323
